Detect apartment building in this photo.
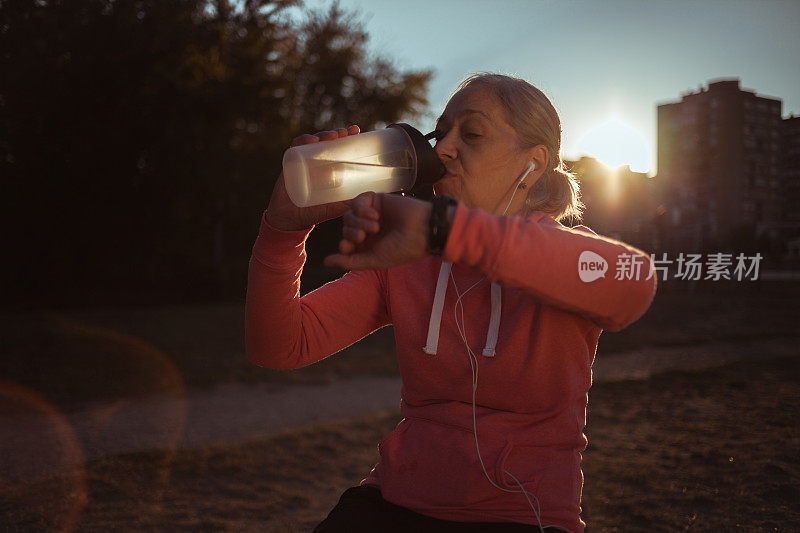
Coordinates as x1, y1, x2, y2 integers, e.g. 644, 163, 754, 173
656, 78, 782, 253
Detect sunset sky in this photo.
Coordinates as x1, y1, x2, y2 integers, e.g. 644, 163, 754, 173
302, 0, 800, 175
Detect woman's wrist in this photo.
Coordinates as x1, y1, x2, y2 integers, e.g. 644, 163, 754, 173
265, 209, 314, 232
426, 195, 458, 255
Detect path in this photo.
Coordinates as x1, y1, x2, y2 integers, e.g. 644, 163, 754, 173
1, 337, 796, 481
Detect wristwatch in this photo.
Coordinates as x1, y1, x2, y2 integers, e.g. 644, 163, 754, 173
427, 195, 458, 255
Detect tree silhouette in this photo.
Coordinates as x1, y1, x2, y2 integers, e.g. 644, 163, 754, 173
0, 0, 432, 306
284, 3, 430, 132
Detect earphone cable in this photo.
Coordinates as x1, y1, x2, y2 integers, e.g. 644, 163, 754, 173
444, 161, 551, 532
450, 271, 547, 533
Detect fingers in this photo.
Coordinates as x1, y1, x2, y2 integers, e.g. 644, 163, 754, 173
291, 125, 360, 147
352, 197, 380, 221
324, 253, 351, 270
342, 225, 366, 244
343, 213, 379, 237
338, 194, 381, 255
352, 191, 380, 216
290, 130, 336, 147
344, 215, 379, 235
338, 239, 356, 255
316, 130, 339, 142
344, 202, 380, 229
290, 133, 321, 147
340, 210, 380, 254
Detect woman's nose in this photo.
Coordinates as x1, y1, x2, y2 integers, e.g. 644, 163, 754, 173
434, 131, 457, 161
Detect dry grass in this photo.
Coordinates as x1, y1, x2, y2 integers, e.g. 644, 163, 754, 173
2, 355, 797, 532
582, 356, 800, 531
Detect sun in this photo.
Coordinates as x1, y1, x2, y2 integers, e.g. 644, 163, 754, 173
575, 119, 651, 173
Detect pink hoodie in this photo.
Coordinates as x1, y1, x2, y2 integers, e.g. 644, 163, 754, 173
246, 201, 657, 532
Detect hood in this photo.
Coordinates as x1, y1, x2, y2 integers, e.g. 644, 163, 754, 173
422, 211, 555, 358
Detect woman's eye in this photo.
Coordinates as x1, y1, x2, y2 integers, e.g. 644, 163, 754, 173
429, 128, 480, 143
428, 129, 444, 142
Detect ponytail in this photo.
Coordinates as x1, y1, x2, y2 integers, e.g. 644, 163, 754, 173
525, 162, 584, 224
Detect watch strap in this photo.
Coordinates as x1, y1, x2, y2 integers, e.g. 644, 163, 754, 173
427, 195, 457, 255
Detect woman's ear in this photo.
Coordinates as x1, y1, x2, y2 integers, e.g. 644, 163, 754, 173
525, 145, 549, 183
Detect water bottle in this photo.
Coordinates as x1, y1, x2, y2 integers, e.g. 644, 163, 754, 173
282, 123, 445, 207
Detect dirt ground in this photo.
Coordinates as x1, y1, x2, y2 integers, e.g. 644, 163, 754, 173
3, 284, 797, 416
2, 355, 798, 532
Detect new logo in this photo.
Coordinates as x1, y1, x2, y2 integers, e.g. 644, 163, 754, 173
579, 251, 607, 282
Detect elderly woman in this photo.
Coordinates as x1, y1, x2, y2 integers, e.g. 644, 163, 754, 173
245, 73, 657, 532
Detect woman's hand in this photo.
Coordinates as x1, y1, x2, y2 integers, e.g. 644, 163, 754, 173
266, 125, 361, 231
323, 192, 432, 270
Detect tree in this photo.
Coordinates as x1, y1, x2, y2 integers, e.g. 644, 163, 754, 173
283, 3, 431, 133
0, 0, 432, 306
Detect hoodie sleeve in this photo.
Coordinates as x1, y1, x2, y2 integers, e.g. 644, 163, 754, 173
245, 211, 391, 369
442, 203, 657, 332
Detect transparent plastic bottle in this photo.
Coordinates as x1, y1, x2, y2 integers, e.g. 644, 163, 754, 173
282, 123, 443, 207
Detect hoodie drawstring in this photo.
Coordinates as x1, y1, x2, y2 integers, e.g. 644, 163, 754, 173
423, 260, 452, 355
423, 260, 502, 357
482, 281, 502, 357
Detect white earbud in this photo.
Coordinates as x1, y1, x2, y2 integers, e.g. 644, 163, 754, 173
519, 161, 535, 184
501, 161, 537, 216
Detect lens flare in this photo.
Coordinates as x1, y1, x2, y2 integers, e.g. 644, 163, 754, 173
0, 381, 88, 532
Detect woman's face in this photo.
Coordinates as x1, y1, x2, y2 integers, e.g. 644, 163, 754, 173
432, 85, 542, 216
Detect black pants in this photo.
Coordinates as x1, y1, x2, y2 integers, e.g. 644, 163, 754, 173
313, 485, 559, 532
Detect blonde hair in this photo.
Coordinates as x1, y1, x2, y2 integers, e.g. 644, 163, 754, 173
454, 73, 584, 223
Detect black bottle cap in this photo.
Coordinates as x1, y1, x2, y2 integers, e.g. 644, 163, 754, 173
388, 123, 446, 196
